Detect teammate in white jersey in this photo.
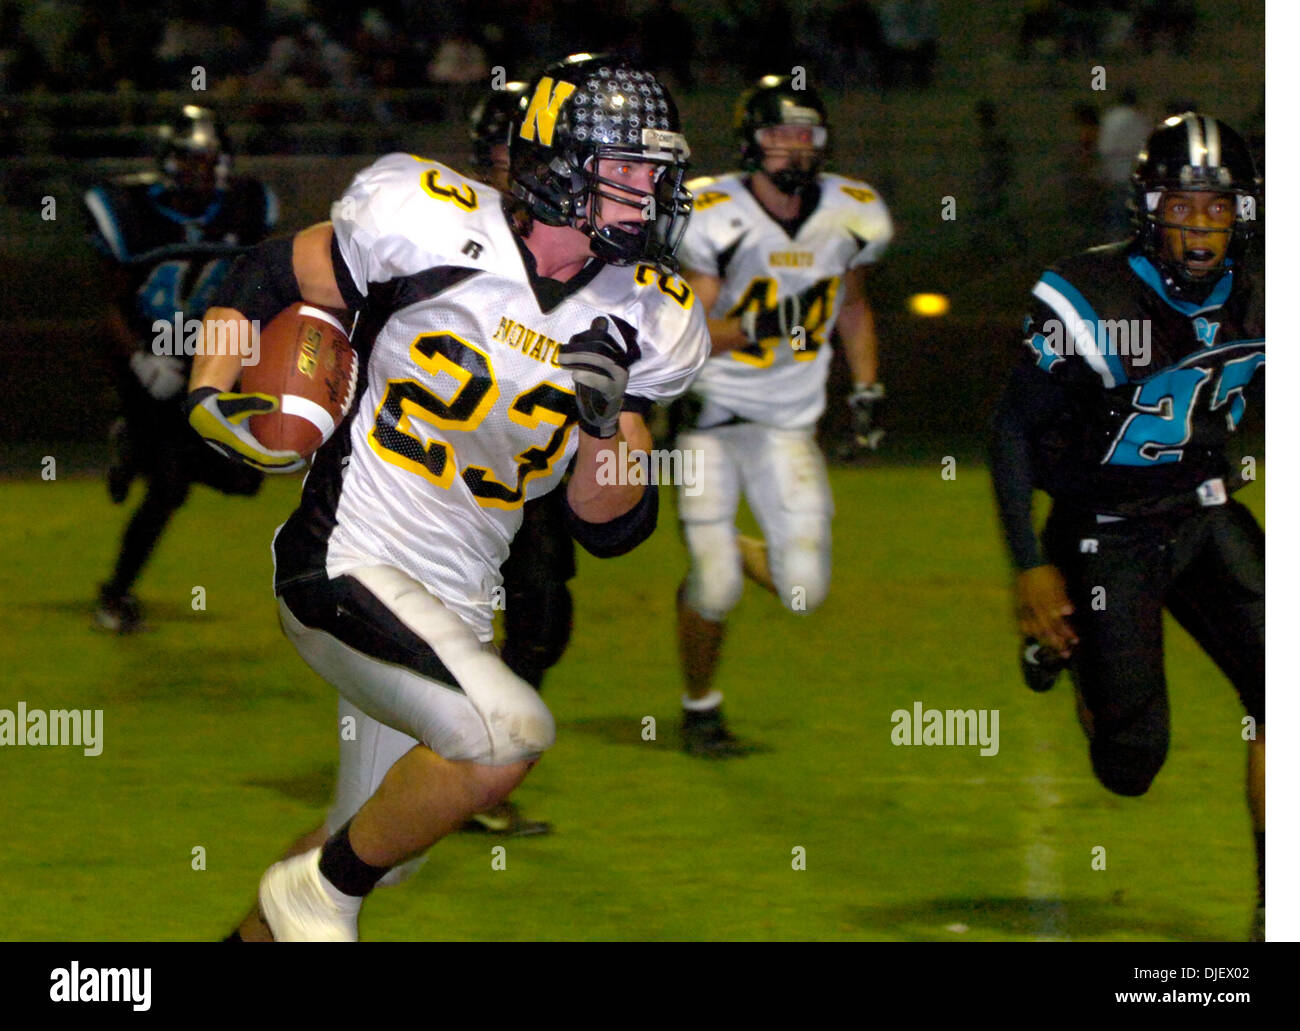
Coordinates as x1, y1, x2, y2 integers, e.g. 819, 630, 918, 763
673, 74, 893, 757
187, 54, 708, 940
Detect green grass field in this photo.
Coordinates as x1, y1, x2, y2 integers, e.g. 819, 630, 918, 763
0, 462, 1264, 941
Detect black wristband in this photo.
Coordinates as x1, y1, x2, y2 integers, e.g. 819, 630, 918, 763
564, 483, 659, 558
211, 235, 300, 324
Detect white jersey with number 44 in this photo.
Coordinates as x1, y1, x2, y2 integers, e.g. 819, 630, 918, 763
676, 171, 892, 428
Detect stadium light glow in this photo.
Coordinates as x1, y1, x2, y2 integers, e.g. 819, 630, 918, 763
908, 293, 950, 317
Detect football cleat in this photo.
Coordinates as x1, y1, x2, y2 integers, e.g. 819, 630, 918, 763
95, 584, 143, 634
462, 802, 552, 838
682, 707, 756, 759
1020, 637, 1068, 693
258, 847, 360, 943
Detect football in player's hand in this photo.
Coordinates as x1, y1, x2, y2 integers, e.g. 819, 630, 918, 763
240, 303, 358, 458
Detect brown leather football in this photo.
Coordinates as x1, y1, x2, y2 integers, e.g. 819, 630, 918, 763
241, 303, 358, 458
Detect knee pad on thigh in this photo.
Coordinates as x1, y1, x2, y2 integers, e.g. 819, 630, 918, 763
284, 569, 557, 767
348, 567, 559, 766
421, 632, 557, 766
682, 522, 743, 621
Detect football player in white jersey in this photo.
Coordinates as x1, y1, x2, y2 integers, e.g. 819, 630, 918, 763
451, 80, 569, 837
673, 74, 893, 757
186, 54, 708, 940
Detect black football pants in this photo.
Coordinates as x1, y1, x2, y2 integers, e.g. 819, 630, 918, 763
1043, 499, 1264, 797
107, 366, 262, 595
499, 486, 576, 690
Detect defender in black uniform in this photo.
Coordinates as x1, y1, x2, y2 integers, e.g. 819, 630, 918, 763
990, 113, 1265, 939
85, 105, 278, 632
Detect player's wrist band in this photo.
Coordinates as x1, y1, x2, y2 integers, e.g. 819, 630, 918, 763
565, 483, 659, 558
211, 235, 300, 325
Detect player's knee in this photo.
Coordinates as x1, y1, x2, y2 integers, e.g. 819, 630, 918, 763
684, 559, 743, 621
453, 664, 556, 766
1090, 740, 1166, 797
683, 523, 743, 620
489, 687, 555, 764
773, 545, 830, 614
465, 758, 535, 812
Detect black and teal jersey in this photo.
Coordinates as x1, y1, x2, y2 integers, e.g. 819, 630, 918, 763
83, 172, 278, 343
991, 242, 1263, 569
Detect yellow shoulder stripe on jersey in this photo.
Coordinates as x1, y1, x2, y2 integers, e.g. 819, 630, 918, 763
635, 264, 694, 310
840, 185, 876, 203
692, 190, 732, 211
519, 77, 577, 147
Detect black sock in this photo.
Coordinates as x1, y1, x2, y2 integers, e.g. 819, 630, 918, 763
319, 821, 391, 898
1255, 830, 1264, 905
222, 930, 243, 943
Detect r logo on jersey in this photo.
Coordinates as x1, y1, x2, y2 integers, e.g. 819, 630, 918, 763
1080, 538, 1099, 554
1193, 317, 1221, 347
519, 77, 576, 147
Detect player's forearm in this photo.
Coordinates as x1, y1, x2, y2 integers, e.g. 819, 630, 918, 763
706, 316, 751, 356
989, 401, 1045, 572
837, 300, 879, 385
190, 307, 251, 392
566, 428, 645, 522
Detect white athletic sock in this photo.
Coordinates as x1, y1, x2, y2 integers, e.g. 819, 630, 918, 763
682, 690, 724, 712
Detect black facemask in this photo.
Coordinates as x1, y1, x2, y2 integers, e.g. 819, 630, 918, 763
769, 166, 817, 195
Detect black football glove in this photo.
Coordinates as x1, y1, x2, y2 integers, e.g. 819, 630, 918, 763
557, 317, 641, 438
847, 382, 886, 452
1020, 637, 1070, 693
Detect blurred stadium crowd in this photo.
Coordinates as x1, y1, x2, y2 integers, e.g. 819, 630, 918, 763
0, 0, 1263, 458
1, 0, 1203, 99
